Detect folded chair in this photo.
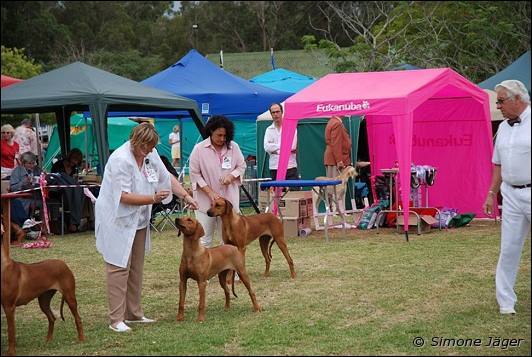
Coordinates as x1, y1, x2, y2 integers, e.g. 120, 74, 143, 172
150, 194, 183, 232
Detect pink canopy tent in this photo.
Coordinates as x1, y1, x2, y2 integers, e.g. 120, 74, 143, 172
277, 68, 493, 231
1, 74, 23, 87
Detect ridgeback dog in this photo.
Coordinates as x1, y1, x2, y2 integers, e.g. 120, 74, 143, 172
175, 217, 261, 322
206, 198, 296, 279
1, 225, 84, 356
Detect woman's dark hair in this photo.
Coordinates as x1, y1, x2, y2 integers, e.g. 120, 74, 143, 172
204, 115, 234, 148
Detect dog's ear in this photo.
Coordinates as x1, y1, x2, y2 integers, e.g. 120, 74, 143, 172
224, 198, 233, 214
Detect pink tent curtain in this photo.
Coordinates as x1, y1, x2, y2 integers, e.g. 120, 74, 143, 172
277, 68, 493, 231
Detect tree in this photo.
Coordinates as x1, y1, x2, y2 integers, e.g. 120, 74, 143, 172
1, 46, 42, 78
305, 1, 531, 82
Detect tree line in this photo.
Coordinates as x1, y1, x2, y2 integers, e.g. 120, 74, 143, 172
1, 1, 530, 84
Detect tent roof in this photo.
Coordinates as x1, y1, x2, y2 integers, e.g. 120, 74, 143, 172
1, 61, 203, 116
1, 61, 205, 170
250, 68, 315, 93
141, 49, 292, 117
283, 68, 487, 120
478, 51, 531, 92
1, 74, 23, 87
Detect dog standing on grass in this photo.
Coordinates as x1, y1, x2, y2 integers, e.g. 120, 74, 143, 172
206, 197, 296, 279
314, 165, 358, 215
1, 222, 84, 356
175, 217, 261, 322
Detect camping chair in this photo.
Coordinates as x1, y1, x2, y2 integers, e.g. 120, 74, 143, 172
150, 156, 188, 232
150, 195, 183, 232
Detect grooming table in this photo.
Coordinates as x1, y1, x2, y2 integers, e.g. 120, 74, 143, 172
260, 179, 344, 242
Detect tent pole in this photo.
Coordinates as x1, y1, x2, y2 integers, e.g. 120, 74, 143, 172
34, 113, 43, 165
84, 115, 89, 169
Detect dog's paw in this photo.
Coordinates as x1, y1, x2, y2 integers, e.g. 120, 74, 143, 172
176, 314, 185, 322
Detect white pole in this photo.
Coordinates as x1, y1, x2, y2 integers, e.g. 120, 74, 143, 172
34, 113, 43, 165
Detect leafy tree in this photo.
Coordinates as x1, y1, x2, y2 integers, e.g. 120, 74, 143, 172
305, 1, 531, 82
1, 46, 42, 78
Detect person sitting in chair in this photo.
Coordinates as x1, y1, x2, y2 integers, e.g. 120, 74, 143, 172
9, 151, 42, 218
51, 148, 87, 233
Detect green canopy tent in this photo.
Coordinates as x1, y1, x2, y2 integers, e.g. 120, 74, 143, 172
43, 114, 179, 172
43, 114, 138, 171
256, 105, 362, 210
1, 62, 205, 172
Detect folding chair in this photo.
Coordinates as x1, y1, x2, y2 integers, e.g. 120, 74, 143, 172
150, 195, 185, 232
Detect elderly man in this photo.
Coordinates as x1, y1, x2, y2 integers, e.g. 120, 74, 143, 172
483, 79, 531, 315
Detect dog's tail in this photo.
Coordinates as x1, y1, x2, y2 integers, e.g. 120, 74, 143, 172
268, 239, 275, 259
231, 271, 238, 298
60, 296, 66, 321
259, 235, 273, 260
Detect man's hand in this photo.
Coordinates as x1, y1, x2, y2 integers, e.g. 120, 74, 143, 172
483, 192, 495, 216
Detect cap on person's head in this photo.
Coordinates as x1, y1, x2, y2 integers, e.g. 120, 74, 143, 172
495, 80, 530, 103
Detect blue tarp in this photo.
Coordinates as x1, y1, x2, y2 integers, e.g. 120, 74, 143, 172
138, 49, 292, 119
107, 49, 292, 162
478, 51, 531, 92
250, 68, 315, 93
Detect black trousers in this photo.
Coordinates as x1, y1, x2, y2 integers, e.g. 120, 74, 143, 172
269, 167, 301, 191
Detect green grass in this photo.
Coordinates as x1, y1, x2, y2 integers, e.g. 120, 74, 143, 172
2, 219, 530, 355
205, 49, 334, 79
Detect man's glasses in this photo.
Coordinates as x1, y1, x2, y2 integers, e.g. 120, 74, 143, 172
270, 110, 281, 114
496, 95, 514, 105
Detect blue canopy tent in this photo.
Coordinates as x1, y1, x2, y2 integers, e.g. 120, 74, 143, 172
250, 68, 315, 93
478, 51, 531, 92
110, 50, 292, 164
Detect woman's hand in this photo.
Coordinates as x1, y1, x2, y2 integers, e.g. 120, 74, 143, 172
184, 194, 199, 210
220, 174, 235, 185
153, 190, 170, 203
209, 190, 221, 203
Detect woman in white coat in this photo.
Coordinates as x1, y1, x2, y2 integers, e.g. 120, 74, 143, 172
95, 123, 197, 333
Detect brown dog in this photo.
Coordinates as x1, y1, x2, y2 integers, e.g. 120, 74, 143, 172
206, 198, 296, 279
1, 230, 84, 356
175, 217, 261, 322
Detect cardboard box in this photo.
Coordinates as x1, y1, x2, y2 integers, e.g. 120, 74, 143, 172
283, 217, 311, 237
279, 198, 309, 218
396, 214, 438, 234
79, 174, 102, 184
284, 190, 312, 200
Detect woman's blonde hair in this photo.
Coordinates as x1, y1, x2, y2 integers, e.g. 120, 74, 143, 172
1, 124, 15, 135
129, 122, 159, 148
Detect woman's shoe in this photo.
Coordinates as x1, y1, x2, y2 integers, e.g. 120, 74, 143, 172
109, 321, 131, 332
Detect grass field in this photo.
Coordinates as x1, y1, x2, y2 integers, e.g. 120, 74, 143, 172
205, 49, 334, 79
1, 219, 530, 356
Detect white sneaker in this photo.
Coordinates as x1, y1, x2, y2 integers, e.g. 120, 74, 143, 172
125, 316, 156, 323
500, 307, 516, 315
109, 321, 131, 332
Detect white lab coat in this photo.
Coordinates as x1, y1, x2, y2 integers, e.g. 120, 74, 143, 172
95, 141, 172, 268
